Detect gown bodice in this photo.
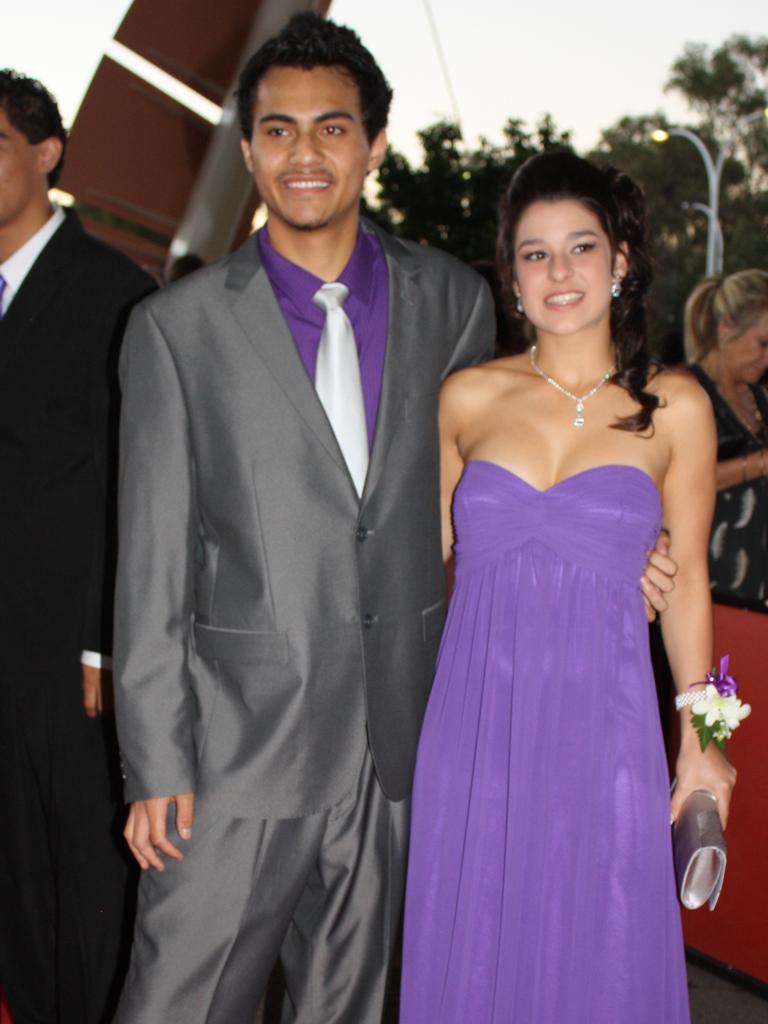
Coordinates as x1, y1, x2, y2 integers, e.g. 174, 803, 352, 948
453, 460, 662, 584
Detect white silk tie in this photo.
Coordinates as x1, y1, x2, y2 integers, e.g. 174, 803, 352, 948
312, 282, 369, 497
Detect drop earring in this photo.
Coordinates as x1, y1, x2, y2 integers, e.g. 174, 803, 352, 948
611, 278, 622, 300
515, 295, 524, 315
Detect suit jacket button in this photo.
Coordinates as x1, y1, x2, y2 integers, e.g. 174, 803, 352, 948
362, 613, 375, 629
356, 526, 369, 542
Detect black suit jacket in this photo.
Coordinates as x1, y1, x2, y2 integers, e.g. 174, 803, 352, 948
0, 211, 155, 687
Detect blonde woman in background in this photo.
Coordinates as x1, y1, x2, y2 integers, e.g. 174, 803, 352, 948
686, 270, 768, 603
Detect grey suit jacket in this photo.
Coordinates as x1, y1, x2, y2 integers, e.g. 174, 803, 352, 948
113, 222, 494, 818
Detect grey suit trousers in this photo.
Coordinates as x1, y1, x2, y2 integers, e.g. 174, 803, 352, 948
114, 749, 408, 1024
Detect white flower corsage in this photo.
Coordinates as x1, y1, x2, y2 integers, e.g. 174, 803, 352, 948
678, 656, 752, 752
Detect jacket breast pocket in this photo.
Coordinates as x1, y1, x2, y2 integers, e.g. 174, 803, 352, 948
193, 622, 288, 665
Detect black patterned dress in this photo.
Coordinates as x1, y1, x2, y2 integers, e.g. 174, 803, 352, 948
689, 364, 768, 605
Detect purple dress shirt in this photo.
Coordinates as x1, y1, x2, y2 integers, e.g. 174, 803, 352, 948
258, 225, 389, 448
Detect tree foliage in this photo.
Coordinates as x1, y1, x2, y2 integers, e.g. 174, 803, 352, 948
365, 35, 768, 357
666, 36, 768, 147
364, 116, 571, 264
591, 35, 768, 345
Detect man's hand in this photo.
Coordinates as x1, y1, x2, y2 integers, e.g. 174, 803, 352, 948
641, 530, 678, 621
124, 793, 195, 871
82, 664, 114, 717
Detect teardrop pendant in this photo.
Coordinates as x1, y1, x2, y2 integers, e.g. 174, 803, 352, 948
529, 347, 615, 429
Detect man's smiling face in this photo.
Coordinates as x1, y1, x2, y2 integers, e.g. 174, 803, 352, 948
241, 65, 386, 241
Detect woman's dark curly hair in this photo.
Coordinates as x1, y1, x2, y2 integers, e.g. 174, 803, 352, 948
496, 150, 657, 433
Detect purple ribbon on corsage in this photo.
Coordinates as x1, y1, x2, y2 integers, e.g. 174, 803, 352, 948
685, 653, 750, 752
700, 655, 738, 698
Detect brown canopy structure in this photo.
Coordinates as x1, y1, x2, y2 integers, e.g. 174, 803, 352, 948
58, 0, 330, 275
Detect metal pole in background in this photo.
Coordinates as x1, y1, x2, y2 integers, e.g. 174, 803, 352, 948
652, 109, 768, 277
421, 0, 463, 131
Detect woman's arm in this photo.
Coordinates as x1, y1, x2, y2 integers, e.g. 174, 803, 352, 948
715, 448, 767, 491
658, 376, 738, 826
438, 371, 475, 562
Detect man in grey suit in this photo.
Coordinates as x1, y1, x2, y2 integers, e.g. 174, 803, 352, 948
113, 13, 675, 1023
113, 14, 493, 1023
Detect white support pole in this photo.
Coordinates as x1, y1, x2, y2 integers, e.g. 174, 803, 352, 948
168, 0, 323, 266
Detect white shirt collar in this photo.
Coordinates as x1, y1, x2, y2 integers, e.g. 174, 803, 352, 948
0, 205, 66, 313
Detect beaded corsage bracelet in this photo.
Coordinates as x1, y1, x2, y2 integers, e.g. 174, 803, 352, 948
675, 656, 751, 752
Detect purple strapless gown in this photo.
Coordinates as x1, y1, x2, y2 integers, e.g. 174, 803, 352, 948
401, 462, 690, 1023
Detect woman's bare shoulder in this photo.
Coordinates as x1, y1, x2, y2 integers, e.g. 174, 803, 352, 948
650, 365, 712, 412
649, 365, 715, 443
442, 353, 529, 408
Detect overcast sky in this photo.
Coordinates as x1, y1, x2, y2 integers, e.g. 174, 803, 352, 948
4, 0, 764, 159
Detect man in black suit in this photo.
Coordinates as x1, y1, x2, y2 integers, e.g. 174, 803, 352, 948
0, 70, 154, 1024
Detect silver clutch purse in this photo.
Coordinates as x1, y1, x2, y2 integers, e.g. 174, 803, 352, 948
672, 789, 727, 911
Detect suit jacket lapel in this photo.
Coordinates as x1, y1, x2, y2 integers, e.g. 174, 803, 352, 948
362, 226, 422, 505
225, 236, 348, 475
224, 225, 423, 502
0, 212, 79, 375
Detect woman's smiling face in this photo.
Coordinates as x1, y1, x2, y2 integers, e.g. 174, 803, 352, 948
514, 198, 626, 338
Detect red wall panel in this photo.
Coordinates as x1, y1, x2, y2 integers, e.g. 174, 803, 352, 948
682, 603, 768, 983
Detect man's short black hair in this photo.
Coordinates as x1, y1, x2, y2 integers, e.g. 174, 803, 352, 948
0, 69, 67, 187
236, 13, 392, 144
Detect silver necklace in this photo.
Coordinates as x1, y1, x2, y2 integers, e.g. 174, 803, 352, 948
529, 345, 614, 428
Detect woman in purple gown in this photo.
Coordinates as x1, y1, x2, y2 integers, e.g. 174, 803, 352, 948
400, 153, 736, 1023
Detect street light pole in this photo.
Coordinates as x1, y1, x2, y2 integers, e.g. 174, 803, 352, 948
678, 129, 723, 277
681, 201, 724, 273
651, 107, 768, 277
